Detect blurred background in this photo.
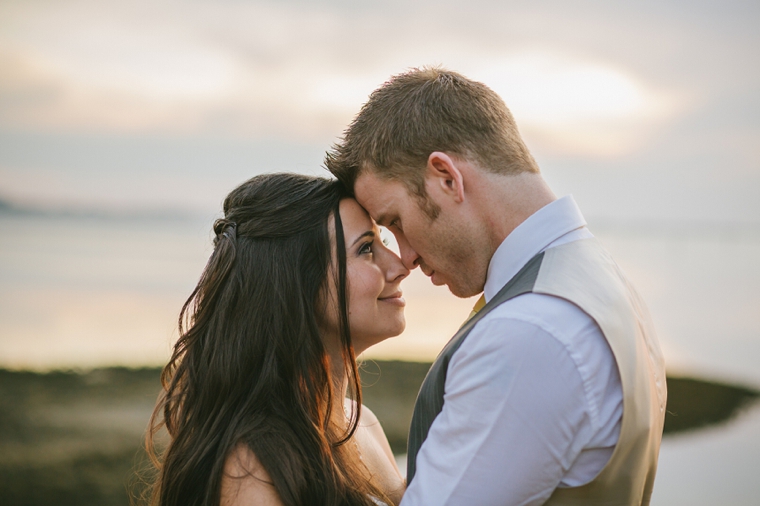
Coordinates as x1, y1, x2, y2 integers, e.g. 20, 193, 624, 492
0, 0, 758, 504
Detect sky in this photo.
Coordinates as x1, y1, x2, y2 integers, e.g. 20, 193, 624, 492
2, 8, 759, 499
0, 0, 759, 374
0, 0, 758, 224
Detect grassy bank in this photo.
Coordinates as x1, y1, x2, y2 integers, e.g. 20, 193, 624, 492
0, 362, 757, 505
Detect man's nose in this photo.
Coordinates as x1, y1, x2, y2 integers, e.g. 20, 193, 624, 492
396, 234, 421, 270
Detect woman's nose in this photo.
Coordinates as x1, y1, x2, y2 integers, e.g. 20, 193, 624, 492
380, 242, 410, 282
388, 252, 410, 283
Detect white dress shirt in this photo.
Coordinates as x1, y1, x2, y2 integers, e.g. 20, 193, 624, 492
401, 196, 623, 506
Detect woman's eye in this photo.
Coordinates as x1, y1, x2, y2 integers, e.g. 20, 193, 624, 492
359, 242, 373, 255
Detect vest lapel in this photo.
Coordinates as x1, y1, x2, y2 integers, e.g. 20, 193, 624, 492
406, 252, 545, 483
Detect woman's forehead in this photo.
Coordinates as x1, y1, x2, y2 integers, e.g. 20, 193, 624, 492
339, 198, 374, 234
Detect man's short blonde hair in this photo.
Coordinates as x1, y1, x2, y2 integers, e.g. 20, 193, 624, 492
325, 67, 539, 202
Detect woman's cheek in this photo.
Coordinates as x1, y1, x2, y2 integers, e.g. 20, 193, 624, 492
351, 265, 381, 299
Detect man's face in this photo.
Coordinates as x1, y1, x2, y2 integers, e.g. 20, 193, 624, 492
354, 170, 484, 297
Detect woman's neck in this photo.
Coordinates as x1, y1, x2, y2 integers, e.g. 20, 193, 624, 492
327, 347, 352, 426
322, 327, 364, 430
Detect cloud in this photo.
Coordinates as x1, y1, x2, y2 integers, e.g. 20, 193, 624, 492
0, 0, 757, 219
461, 50, 687, 157
0, 0, 696, 149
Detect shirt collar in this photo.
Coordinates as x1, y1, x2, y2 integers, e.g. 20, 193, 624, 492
483, 195, 588, 301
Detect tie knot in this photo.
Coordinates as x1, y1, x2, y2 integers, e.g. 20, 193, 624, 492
463, 294, 487, 324
471, 294, 486, 314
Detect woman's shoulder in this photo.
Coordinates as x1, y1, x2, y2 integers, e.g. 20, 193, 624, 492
344, 399, 405, 504
343, 398, 381, 426
343, 399, 390, 458
220, 443, 283, 506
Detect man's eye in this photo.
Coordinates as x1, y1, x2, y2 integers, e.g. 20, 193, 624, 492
390, 219, 401, 231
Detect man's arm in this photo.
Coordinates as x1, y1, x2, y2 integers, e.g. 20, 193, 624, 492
401, 314, 596, 506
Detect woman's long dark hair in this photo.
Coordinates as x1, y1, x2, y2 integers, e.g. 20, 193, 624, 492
146, 173, 382, 506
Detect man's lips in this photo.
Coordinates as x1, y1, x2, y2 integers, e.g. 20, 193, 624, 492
420, 264, 445, 286
430, 271, 445, 286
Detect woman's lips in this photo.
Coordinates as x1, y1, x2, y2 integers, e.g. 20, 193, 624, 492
378, 292, 406, 307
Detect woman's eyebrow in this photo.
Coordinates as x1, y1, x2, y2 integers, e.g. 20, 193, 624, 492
350, 230, 375, 247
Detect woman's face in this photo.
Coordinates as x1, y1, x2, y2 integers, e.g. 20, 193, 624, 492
323, 198, 410, 355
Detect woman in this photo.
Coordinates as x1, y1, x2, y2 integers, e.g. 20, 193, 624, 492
147, 173, 409, 506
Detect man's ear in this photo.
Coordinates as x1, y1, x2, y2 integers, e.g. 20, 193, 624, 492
425, 152, 465, 203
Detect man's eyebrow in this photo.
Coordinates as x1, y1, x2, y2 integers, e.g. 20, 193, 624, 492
374, 213, 389, 226
350, 231, 375, 247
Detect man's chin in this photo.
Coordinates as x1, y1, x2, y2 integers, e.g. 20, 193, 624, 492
447, 285, 478, 298
430, 271, 482, 298
444, 278, 483, 299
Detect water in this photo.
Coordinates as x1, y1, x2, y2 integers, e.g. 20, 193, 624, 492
0, 211, 213, 369
2, 210, 758, 382
594, 223, 760, 388
652, 403, 760, 505
390, 404, 760, 505
1, 210, 759, 504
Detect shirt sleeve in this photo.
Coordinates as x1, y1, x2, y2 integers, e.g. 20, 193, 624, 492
400, 316, 593, 506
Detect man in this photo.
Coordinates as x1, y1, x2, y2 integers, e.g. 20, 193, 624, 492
326, 67, 666, 505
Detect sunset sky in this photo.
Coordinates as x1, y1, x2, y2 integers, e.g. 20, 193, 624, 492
1, 0, 757, 223
1, 0, 758, 368
1, 8, 758, 501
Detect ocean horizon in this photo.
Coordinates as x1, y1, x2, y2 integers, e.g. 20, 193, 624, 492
1, 205, 759, 504
1, 202, 758, 383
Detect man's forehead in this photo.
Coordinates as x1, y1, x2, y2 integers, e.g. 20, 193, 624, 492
354, 171, 384, 201
355, 170, 408, 194
354, 172, 400, 219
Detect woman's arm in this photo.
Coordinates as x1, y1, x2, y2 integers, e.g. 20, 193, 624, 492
220, 444, 284, 506
360, 405, 401, 474
357, 404, 406, 505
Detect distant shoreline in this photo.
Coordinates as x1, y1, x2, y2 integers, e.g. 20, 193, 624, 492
3, 198, 759, 240
1, 362, 757, 435
1, 363, 758, 505
0, 200, 206, 222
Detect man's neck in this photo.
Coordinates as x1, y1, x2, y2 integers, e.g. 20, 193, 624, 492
475, 171, 557, 251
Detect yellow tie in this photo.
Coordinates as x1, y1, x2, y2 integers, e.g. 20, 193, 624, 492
465, 294, 486, 322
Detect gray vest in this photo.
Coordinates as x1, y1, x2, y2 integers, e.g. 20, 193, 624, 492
406, 252, 545, 482
406, 239, 666, 505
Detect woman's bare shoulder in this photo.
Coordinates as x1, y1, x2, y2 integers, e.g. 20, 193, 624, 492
220, 443, 284, 506
343, 398, 381, 427
345, 399, 400, 471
